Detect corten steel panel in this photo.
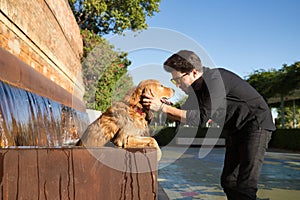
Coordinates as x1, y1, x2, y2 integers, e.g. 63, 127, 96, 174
0, 147, 158, 199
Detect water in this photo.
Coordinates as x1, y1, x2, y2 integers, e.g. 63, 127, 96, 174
0, 81, 89, 147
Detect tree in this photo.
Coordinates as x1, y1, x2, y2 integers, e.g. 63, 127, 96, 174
69, 1, 162, 111
276, 105, 300, 128
247, 62, 300, 128
81, 29, 133, 111
247, 62, 300, 99
68, 0, 161, 35
277, 62, 300, 96
247, 69, 281, 100
95, 53, 134, 111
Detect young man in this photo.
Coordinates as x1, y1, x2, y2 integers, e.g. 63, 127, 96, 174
143, 50, 275, 200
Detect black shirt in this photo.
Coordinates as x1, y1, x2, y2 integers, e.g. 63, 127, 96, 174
182, 67, 276, 132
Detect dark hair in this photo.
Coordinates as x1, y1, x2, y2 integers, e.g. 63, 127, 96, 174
163, 50, 203, 73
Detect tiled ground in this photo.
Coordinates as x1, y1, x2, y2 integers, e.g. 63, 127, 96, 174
158, 147, 300, 200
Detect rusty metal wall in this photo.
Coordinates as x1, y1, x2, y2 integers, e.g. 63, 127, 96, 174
0, 147, 158, 199
0, 47, 85, 112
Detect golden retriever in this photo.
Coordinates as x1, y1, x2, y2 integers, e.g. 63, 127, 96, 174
77, 79, 174, 161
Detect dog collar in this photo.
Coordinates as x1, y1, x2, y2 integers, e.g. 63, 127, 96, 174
132, 106, 144, 116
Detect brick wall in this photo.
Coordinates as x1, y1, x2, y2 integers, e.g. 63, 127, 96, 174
0, 0, 84, 101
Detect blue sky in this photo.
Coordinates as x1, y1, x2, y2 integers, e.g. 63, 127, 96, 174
106, 0, 300, 101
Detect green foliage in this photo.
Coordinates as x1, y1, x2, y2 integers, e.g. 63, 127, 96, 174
81, 29, 108, 59
247, 62, 300, 99
277, 62, 300, 96
95, 56, 134, 111
174, 95, 188, 108
69, 1, 162, 111
153, 127, 227, 147
68, 1, 162, 111
154, 128, 300, 151
247, 62, 300, 129
276, 104, 300, 129
269, 129, 300, 151
247, 69, 280, 99
68, 0, 161, 35
81, 29, 133, 111
153, 127, 177, 146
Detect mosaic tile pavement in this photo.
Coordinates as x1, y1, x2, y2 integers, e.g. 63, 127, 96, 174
158, 147, 300, 200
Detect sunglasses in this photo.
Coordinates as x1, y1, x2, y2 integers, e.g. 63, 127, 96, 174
170, 72, 190, 85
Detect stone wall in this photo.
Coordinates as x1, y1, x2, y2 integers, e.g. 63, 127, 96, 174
0, 0, 84, 103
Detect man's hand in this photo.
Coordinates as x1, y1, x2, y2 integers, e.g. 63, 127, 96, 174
142, 90, 165, 112
143, 89, 187, 123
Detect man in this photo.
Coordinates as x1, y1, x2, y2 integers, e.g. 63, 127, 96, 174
143, 50, 275, 200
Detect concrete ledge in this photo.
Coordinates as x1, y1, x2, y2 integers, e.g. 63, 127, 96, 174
176, 138, 225, 146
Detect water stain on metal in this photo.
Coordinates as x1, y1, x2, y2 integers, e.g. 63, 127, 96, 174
0, 148, 158, 199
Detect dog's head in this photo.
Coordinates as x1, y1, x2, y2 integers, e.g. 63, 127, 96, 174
127, 80, 174, 123
125, 79, 174, 108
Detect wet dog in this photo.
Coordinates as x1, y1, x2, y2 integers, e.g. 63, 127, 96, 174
77, 79, 174, 160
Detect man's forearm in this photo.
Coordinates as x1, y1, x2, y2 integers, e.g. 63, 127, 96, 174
161, 104, 187, 123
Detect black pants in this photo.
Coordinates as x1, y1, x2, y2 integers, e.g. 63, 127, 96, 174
221, 128, 272, 200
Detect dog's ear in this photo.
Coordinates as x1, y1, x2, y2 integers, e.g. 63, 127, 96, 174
123, 87, 136, 104
127, 86, 143, 106
142, 87, 151, 96
141, 86, 155, 122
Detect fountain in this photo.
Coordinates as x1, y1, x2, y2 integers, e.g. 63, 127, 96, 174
0, 79, 88, 146
0, 0, 157, 199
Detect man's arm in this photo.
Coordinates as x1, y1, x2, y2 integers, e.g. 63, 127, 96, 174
161, 104, 187, 123
142, 93, 187, 123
